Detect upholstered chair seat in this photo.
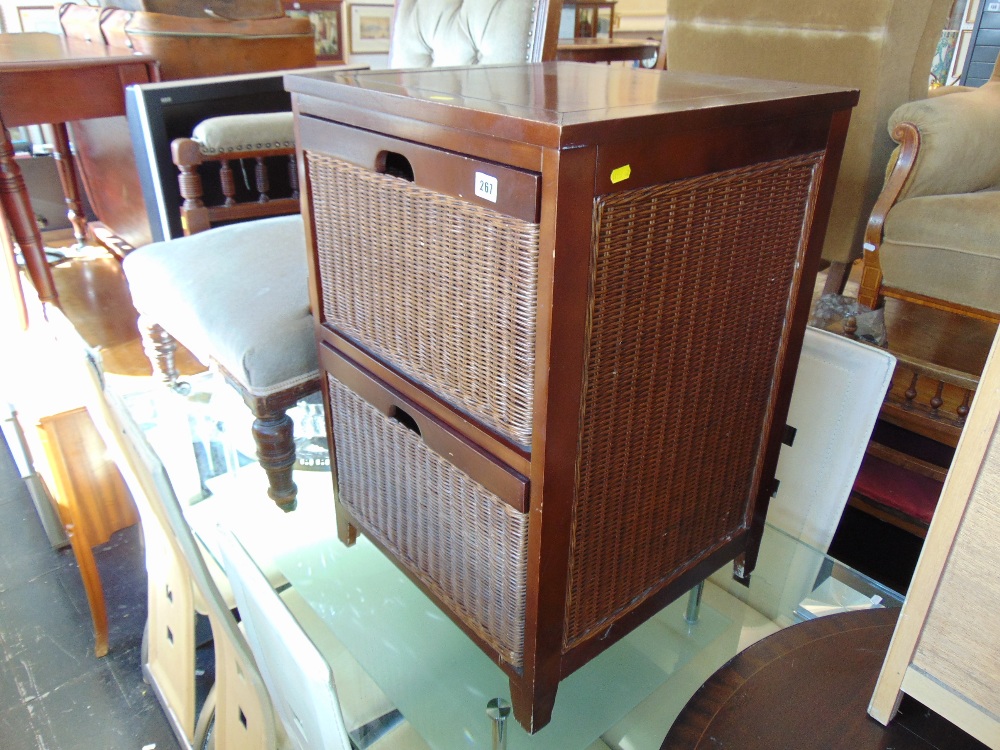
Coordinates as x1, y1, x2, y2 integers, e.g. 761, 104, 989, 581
878, 191, 1000, 315
191, 112, 297, 155
123, 215, 317, 396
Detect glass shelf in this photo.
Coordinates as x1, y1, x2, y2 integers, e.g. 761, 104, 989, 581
109, 369, 903, 750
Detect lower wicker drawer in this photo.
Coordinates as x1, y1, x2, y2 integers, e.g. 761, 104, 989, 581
324, 349, 529, 669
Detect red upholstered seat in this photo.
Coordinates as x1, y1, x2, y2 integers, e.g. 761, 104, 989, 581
853, 453, 942, 527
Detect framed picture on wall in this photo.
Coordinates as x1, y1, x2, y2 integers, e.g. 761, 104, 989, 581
284, 1, 344, 62
16, 5, 62, 34
349, 3, 392, 54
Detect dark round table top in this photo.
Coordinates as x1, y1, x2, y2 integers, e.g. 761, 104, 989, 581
661, 607, 987, 750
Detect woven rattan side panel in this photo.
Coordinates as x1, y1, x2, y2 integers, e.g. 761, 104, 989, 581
309, 153, 540, 448
564, 152, 824, 650
327, 374, 529, 668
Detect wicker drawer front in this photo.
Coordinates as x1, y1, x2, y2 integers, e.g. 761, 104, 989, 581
308, 150, 540, 448
326, 358, 529, 669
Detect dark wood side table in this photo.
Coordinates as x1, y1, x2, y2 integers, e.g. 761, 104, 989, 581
0, 32, 157, 308
662, 608, 988, 750
556, 37, 659, 64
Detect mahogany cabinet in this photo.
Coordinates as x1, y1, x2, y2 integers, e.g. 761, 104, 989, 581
286, 62, 857, 733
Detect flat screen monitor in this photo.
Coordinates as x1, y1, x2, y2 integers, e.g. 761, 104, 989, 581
126, 69, 307, 242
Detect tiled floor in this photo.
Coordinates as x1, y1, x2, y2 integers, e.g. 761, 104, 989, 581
0, 432, 180, 750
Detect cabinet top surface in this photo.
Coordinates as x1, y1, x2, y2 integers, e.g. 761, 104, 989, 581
287, 62, 856, 145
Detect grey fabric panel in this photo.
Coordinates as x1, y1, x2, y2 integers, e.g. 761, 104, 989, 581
664, 0, 952, 265
123, 214, 318, 395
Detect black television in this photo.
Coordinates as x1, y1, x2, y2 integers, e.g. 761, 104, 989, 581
125, 69, 311, 243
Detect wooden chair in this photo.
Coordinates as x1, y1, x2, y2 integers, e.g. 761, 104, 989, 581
659, 0, 952, 294
59, 1, 316, 251
123, 112, 319, 512
848, 57, 1000, 532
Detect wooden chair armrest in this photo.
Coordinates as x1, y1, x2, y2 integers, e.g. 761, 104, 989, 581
857, 122, 919, 310
863, 122, 920, 255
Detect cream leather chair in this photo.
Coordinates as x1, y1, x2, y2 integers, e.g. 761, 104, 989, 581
661, 0, 952, 293
389, 0, 561, 66
219, 527, 430, 750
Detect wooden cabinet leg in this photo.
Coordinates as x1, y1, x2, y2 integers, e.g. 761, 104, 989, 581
336, 507, 358, 546
508, 675, 557, 734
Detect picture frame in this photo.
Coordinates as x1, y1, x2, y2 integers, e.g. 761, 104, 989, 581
16, 5, 62, 34
349, 3, 393, 54
284, 1, 344, 63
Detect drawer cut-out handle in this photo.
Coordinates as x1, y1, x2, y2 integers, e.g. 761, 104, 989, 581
389, 405, 421, 436
377, 151, 414, 181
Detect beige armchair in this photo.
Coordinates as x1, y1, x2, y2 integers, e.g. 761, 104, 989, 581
661, 0, 952, 293
857, 58, 1000, 323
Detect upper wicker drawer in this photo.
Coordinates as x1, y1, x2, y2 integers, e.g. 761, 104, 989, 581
303, 121, 541, 448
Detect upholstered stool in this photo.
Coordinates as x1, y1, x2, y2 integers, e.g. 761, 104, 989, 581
123, 214, 319, 511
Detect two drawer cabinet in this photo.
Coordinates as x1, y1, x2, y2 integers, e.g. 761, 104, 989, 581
287, 62, 857, 733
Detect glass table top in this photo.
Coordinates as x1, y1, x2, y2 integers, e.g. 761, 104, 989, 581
110, 369, 903, 750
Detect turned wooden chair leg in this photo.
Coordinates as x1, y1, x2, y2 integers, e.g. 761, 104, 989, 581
138, 315, 188, 392
251, 409, 298, 512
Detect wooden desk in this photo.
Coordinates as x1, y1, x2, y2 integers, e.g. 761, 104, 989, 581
0, 33, 157, 307
556, 37, 659, 64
